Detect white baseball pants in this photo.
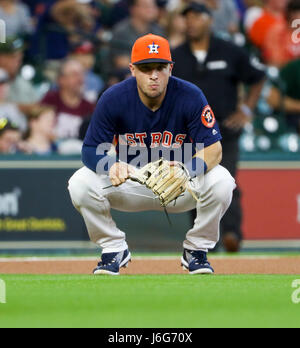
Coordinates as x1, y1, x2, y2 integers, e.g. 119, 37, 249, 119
68, 165, 236, 253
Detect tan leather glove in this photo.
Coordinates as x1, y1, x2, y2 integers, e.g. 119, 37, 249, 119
129, 159, 191, 207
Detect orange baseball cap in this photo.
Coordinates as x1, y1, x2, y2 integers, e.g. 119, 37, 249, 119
131, 34, 174, 65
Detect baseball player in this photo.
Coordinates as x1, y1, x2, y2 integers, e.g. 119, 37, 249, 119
68, 34, 236, 275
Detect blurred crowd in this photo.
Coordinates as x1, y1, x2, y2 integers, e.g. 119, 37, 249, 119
0, 0, 300, 155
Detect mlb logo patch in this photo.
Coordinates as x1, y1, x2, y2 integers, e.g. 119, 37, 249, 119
148, 42, 160, 54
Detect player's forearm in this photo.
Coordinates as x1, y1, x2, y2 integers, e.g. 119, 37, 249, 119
203, 141, 222, 172
284, 97, 300, 113
192, 141, 222, 175
268, 87, 300, 113
244, 79, 265, 111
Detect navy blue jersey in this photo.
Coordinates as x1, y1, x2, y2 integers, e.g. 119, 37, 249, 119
83, 76, 222, 172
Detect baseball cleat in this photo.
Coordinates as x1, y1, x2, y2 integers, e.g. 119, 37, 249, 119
181, 249, 214, 275
93, 249, 131, 275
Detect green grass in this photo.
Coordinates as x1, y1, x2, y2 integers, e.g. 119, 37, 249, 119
0, 274, 299, 328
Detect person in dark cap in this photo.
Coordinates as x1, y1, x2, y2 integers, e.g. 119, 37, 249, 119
204, 0, 240, 37
172, 2, 266, 252
182, 2, 213, 17
0, 37, 41, 111
0, 36, 25, 54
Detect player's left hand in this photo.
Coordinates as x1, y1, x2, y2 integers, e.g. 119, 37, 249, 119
223, 110, 251, 131
109, 162, 135, 187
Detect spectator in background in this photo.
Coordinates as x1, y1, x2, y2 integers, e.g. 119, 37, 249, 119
21, 0, 42, 17
69, 41, 105, 103
110, 0, 165, 70
20, 105, 57, 154
268, 59, 300, 134
78, 65, 132, 141
156, 0, 170, 30
0, 68, 27, 132
99, 0, 130, 28
263, 0, 300, 67
165, 10, 187, 49
103, 66, 131, 92
41, 59, 95, 140
29, 0, 100, 64
172, 2, 265, 252
0, 0, 34, 37
51, 0, 96, 44
245, 0, 288, 51
234, 0, 248, 18
238, 0, 264, 17
205, 0, 240, 36
28, 0, 70, 62
0, 37, 42, 113
0, 117, 21, 154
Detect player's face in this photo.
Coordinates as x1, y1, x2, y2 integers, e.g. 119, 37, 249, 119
130, 63, 172, 99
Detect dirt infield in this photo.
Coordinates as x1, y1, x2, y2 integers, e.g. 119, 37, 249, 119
0, 256, 300, 275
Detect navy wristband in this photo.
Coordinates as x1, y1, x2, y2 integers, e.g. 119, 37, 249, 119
185, 157, 208, 178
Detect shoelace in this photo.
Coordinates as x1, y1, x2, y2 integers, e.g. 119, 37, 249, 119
97, 257, 117, 267
189, 251, 209, 266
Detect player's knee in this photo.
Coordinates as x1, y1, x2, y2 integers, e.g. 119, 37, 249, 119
211, 178, 236, 208
68, 174, 89, 208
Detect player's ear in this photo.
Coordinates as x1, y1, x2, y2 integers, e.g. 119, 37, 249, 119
129, 64, 135, 77
169, 64, 174, 76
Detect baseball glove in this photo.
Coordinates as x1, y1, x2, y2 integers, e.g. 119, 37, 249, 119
129, 158, 197, 207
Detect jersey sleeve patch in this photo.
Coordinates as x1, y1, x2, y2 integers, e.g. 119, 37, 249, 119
201, 106, 216, 128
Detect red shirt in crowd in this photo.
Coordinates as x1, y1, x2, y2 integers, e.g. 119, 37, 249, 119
42, 90, 95, 139
249, 10, 285, 49
263, 21, 300, 67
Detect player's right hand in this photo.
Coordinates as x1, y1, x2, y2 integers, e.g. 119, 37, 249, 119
109, 162, 135, 186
